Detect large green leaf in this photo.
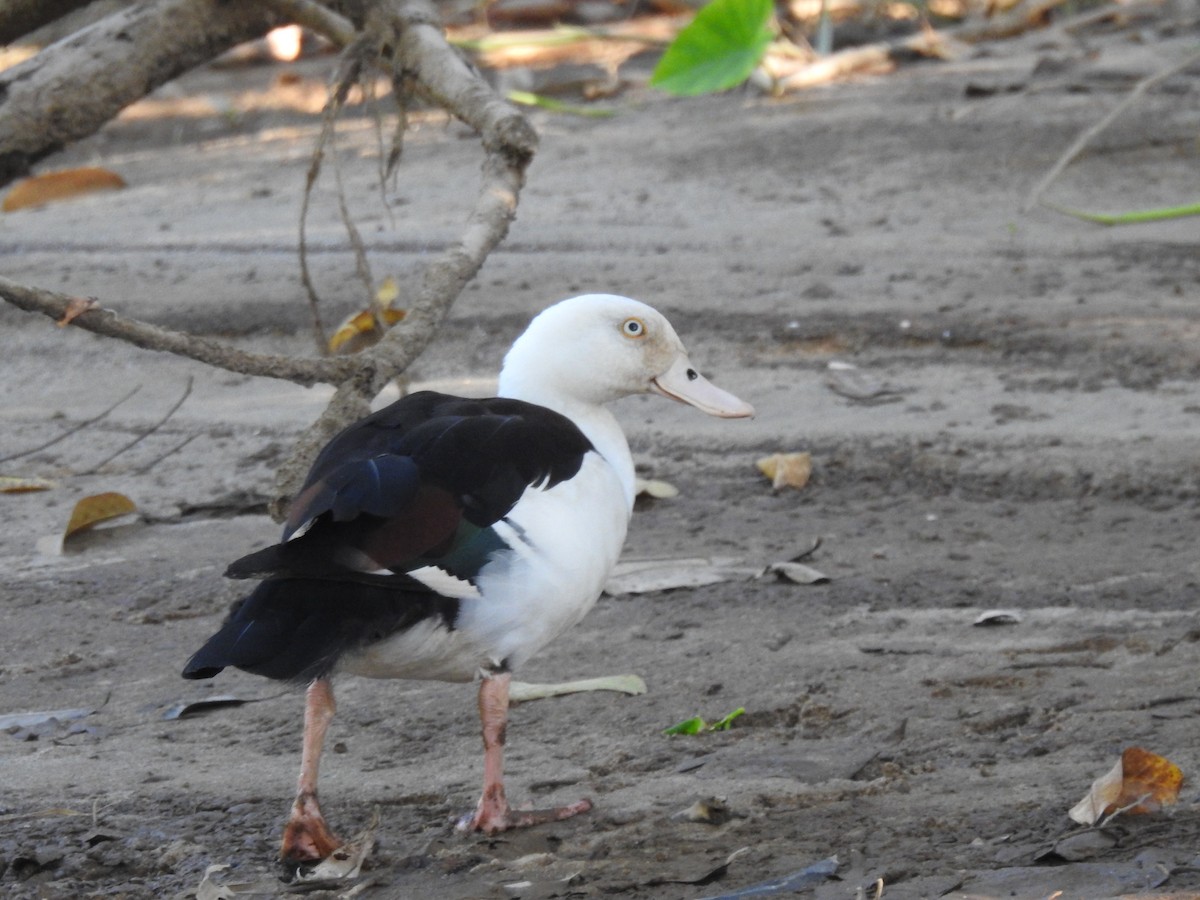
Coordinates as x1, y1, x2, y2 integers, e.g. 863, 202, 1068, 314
651, 0, 775, 97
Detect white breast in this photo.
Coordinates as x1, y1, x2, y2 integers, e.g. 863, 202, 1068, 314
341, 450, 630, 682
462, 450, 630, 668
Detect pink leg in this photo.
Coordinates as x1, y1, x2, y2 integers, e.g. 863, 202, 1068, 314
280, 677, 344, 862
458, 672, 593, 834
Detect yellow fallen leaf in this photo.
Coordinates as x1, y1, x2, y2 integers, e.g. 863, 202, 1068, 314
328, 278, 406, 354
756, 452, 812, 490
1068, 747, 1183, 825
3, 167, 127, 212
0, 476, 57, 493
64, 492, 137, 540
327, 307, 407, 354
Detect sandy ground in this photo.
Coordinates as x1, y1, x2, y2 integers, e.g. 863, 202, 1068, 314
2, 10, 1200, 899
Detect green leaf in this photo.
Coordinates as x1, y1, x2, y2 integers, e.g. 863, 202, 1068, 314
651, 0, 775, 97
507, 90, 617, 119
664, 715, 707, 735
663, 707, 746, 735
709, 707, 745, 731
1046, 201, 1200, 226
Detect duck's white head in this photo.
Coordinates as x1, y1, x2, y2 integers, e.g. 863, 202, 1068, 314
498, 294, 754, 418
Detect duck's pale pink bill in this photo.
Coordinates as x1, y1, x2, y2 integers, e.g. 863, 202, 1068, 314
652, 356, 754, 419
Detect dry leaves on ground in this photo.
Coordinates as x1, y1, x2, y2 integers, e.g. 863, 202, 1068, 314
1068, 746, 1184, 825
3, 168, 126, 212
63, 492, 138, 541
756, 451, 812, 490
0, 475, 56, 493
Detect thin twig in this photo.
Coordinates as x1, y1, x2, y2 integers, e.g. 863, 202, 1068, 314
0, 276, 356, 386
330, 125, 379, 318
0, 0, 538, 522
79, 376, 195, 474
271, 0, 540, 513
0, 385, 141, 464
297, 34, 372, 355
298, 138, 328, 355
134, 432, 200, 475
386, 72, 411, 181
364, 62, 390, 196
1022, 45, 1200, 213
368, 67, 402, 233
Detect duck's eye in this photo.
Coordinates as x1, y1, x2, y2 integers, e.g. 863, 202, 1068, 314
621, 317, 646, 339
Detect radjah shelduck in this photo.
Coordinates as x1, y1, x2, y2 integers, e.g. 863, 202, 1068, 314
183, 294, 754, 864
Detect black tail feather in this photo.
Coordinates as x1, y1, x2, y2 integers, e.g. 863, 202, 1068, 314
182, 577, 459, 684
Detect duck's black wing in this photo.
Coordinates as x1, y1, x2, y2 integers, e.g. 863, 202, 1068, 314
183, 391, 593, 683
228, 391, 593, 584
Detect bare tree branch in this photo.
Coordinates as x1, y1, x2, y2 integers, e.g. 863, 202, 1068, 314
269, 0, 538, 508
0, 0, 282, 186
261, 0, 358, 45
0, 0, 95, 46
296, 33, 375, 354
0, 385, 141, 465
0, 0, 538, 520
0, 276, 357, 386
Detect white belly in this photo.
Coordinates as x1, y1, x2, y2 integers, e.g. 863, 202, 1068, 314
342, 451, 630, 681
463, 451, 630, 668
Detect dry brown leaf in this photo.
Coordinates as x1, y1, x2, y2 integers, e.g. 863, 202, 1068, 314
3, 167, 127, 212
56, 297, 99, 327
327, 307, 407, 353
1117, 746, 1184, 814
328, 277, 406, 354
0, 476, 56, 493
64, 492, 137, 540
1068, 747, 1183, 825
756, 452, 812, 490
